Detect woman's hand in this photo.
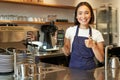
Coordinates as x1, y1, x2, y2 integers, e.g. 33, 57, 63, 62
62, 38, 71, 56
62, 47, 69, 56
85, 38, 104, 62
85, 37, 96, 48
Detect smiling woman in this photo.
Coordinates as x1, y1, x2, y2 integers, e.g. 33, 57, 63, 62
62, 2, 104, 70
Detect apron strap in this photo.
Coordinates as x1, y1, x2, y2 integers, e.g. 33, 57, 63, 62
89, 26, 92, 38
75, 25, 79, 36
75, 25, 92, 38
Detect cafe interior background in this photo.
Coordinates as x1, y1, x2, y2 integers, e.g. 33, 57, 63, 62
0, 0, 120, 78
0, 0, 120, 46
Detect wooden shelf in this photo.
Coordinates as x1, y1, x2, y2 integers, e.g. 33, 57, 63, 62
0, 20, 96, 28
0, 20, 45, 24
0, 0, 75, 9
55, 22, 74, 25
0, 26, 38, 31
0, 20, 74, 25
0, 1, 75, 25
46, 21, 73, 23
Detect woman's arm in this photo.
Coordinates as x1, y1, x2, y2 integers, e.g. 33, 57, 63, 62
92, 41, 104, 62
85, 38, 104, 62
62, 37, 71, 56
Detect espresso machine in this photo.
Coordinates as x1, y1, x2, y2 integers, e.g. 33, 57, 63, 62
41, 21, 58, 49
96, 5, 118, 46
96, 5, 120, 69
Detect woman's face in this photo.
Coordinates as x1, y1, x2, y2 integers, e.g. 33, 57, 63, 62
76, 5, 91, 27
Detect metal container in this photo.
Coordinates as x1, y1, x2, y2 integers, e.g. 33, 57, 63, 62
109, 57, 120, 69
17, 64, 29, 78
17, 63, 37, 78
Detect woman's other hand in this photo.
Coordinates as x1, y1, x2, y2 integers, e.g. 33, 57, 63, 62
62, 47, 69, 56
62, 38, 71, 56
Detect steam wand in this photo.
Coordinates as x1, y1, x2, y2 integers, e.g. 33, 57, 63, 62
105, 45, 113, 70
104, 45, 113, 80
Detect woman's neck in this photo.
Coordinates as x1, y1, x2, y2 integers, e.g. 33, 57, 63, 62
79, 24, 89, 29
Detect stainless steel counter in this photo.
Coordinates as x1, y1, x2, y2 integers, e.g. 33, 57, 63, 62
34, 52, 68, 66
0, 62, 120, 80
35, 52, 64, 59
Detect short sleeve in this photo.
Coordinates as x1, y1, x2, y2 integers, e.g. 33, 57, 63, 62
96, 32, 104, 42
93, 30, 104, 43
65, 28, 70, 39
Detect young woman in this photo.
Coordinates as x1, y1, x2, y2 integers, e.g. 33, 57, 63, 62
62, 2, 104, 70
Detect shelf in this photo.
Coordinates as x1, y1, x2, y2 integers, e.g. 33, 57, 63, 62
0, 20, 45, 24
46, 22, 74, 25
0, 0, 75, 9
0, 26, 38, 31
0, 20, 96, 27
55, 22, 74, 25
0, 20, 74, 25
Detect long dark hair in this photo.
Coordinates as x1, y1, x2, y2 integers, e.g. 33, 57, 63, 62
74, 2, 94, 25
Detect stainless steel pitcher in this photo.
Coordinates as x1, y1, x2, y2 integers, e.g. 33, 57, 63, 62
17, 63, 37, 78
17, 64, 29, 78
109, 57, 120, 69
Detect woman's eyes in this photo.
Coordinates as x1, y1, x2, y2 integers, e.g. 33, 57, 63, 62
78, 11, 90, 15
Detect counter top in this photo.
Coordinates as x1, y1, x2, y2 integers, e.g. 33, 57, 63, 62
0, 62, 120, 80
35, 52, 64, 58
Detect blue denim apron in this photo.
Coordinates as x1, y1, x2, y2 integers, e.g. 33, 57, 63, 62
69, 26, 96, 70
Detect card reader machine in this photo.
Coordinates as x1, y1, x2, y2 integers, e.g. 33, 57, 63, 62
57, 30, 65, 47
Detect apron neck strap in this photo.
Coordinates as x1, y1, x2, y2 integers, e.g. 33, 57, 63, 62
75, 25, 92, 37
75, 25, 79, 36
89, 26, 92, 38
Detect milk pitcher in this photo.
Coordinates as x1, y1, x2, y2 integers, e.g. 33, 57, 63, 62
109, 56, 120, 69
